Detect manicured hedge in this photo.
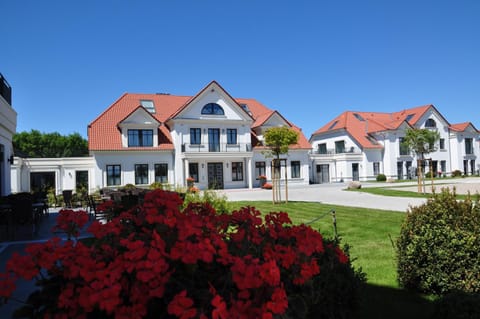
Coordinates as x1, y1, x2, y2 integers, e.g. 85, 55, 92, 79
397, 189, 480, 295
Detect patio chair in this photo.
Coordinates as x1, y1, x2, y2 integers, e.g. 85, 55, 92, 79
9, 192, 35, 240
62, 190, 73, 208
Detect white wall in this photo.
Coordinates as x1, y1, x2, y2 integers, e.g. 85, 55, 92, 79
11, 157, 95, 194
93, 151, 174, 190
0, 92, 17, 195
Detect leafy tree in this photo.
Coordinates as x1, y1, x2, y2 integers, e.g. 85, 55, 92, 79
263, 126, 299, 203
13, 130, 88, 158
401, 127, 440, 192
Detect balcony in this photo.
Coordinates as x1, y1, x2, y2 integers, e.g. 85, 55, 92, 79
182, 143, 252, 153
0, 73, 12, 105
312, 146, 362, 156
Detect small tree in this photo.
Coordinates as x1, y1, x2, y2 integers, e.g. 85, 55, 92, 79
263, 126, 299, 203
401, 128, 440, 193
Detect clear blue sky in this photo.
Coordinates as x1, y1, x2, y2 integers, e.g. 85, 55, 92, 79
1, 0, 479, 139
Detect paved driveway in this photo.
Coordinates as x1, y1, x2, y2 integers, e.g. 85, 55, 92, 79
220, 182, 427, 212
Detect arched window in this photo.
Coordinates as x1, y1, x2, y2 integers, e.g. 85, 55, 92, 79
201, 103, 224, 115
425, 118, 436, 128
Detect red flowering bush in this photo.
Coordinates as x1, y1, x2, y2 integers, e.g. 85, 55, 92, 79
0, 190, 364, 319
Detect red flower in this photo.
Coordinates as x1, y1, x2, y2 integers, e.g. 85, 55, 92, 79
211, 294, 228, 319
168, 290, 196, 319
266, 287, 288, 314
335, 246, 349, 264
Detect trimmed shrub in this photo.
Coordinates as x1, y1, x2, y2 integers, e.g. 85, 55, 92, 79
452, 169, 462, 177
183, 189, 231, 214
431, 292, 480, 319
376, 173, 387, 182
397, 189, 480, 295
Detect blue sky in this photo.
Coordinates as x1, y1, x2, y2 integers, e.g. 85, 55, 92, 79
1, 0, 479, 139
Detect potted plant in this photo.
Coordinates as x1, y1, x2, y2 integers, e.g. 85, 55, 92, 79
258, 175, 267, 187
186, 177, 195, 188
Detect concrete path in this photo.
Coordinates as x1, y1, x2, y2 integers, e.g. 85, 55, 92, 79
220, 182, 427, 212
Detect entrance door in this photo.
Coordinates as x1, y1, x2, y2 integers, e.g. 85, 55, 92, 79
207, 162, 224, 189
208, 128, 220, 152
352, 163, 359, 181
316, 164, 330, 183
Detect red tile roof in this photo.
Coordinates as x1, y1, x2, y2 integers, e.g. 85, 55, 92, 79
88, 86, 310, 151
449, 122, 479, 132
311, 105, 435, 149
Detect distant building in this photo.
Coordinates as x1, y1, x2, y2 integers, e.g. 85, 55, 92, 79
309, 104, 480, 182
88, 81, 311, 190
0, 73, 17, 195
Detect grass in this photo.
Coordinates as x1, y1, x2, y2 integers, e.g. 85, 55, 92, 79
229, 200, 435, 318
349, 185, 472, 200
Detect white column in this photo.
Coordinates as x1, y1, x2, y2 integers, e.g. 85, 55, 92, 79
184, 159, 189, 187
247, 157, 252, 189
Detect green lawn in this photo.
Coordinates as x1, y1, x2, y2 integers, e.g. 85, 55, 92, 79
229, 200, 435, 318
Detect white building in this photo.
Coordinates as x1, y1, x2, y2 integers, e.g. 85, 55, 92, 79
309, 104, 479, 182
0, 73, 17, 196
88, 81, 311, 191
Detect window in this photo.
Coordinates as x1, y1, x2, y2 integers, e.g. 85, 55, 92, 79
135, 164, 149, 185
189, 163, 199, 182
201, 103, 224, 115
439, 138, 445, 150
140, 100, 155, 113
128, 129, 153, 147
106, 165, 121, 186
318, 143, 327, 154
232, 162, 243, 181
328, 120, 338, 130
353, 113, 365, 121
465, 138, 474, 154
255, 161, 266, 178
291, 161, 301, 178
405, 114, 415, 122
227, 129, 237, 145
155, 163, 168, 183
335, 140, 345, 153
373, 162, 380, 176
399, 137, 409, 156
425, 118, 436, 128
440, 160, 446, 175
190, 128, 201, 145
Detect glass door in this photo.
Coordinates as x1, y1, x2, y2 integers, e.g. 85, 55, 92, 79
208, 128, 220, 152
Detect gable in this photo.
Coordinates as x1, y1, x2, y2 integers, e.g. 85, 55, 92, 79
119, 107, 160, 126
170, 81, 253, 123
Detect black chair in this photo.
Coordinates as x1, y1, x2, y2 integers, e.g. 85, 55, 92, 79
9, 193, 35, 240
62, 190, 73, 208
0, 197, 12, 241
121, 194, 139, 210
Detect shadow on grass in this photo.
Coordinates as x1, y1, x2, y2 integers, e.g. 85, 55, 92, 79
360, 284, 434, 319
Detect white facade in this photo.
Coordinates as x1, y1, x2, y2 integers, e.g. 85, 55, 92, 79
89, 82, 311, 191
0, 73, 17, 196
310, 105, 479, 182
10, 157, 95, 194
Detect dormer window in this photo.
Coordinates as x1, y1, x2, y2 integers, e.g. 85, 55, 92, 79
201, 103, 224, 115
140, 100, 155, 113
425, 118, 436, 128
128, 129, 153, 147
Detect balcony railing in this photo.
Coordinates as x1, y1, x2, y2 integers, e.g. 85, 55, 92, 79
182, 143, 252, 153
312, 147, 362, 156
0, 73, 12, 105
